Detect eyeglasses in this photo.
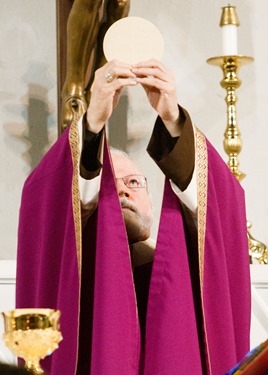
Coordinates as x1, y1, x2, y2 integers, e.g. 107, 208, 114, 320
116, 174, 147, 189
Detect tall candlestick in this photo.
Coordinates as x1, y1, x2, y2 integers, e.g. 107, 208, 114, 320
220, 5, 240, 55
207, 6, 268, 264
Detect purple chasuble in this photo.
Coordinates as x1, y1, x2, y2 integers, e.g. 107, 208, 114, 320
201, 138, 251, 374
16, 128, 80, 375
16, 124, 250, 375
144, 132, 251, 374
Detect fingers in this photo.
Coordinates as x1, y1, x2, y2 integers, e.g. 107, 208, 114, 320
87, 60, 137, 132
131, 59, 175, 90
132, 59, 166, 70
94, 59, 137, 89
93, 59, 172, 92
132, 59, 172, 77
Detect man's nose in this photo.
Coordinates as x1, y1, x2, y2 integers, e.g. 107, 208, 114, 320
116, 179, 130, 197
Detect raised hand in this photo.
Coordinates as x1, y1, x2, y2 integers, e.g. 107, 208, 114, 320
86, 60, 137, 133
131, 59, 181, 136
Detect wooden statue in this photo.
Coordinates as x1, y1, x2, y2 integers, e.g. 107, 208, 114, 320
58, 0, 130, 133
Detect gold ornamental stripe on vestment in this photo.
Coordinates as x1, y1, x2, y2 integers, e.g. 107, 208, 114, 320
196, 128, 208, 288
69, 112, 82, 278
195, 127, 212, 374
68, 110, 84, 375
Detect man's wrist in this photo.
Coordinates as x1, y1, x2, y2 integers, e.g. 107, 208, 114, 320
163, 117, 181, 137
86, 112, 105, 133
162, 107, 182, 137
86, 121, 105, 134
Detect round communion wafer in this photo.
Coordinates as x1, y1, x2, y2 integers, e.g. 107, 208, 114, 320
103, 16, 164, 64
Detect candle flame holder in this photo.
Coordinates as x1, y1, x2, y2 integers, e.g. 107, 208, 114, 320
220, 5, 240, 27
207, 54, 267, 264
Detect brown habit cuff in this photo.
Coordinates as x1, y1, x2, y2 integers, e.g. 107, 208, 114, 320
147, 105, 195, 192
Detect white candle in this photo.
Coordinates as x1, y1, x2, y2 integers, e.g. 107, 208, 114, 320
222, 24, 238, 55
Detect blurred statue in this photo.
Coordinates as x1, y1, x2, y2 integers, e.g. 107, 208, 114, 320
248, 221, 268, 264
61, 0, 130, 132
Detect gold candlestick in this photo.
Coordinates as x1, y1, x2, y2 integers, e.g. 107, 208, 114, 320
207, 54, 253, 182
207, 5, 267, 264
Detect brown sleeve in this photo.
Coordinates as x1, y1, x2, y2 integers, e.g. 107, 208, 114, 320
147, 105, 195, 191
80, 116, 104, 180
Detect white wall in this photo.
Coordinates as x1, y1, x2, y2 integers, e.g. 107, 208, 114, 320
0, 0, 57, 259
0, 1, 268, 257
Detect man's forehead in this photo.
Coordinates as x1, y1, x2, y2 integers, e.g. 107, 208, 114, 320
111, 154, 143, 176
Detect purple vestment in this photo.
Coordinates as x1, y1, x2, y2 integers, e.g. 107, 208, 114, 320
16, 122, 250, 374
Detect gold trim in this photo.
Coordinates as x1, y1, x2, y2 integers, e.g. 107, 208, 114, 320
68, 110, 84, 373
69, 111, 83, 276
196, 128, 208, 287
195, 128, 212, 374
